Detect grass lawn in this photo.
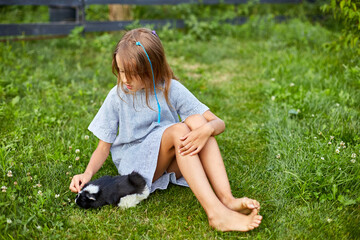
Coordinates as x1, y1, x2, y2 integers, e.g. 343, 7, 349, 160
1, 19, 359, 239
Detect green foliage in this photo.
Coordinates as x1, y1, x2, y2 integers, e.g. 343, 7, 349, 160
321, 0, 360, 52
0, 6, 48, 24
67, 26, 85, 47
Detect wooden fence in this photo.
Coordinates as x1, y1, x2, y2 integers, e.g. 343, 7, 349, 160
0, 0, 303, 37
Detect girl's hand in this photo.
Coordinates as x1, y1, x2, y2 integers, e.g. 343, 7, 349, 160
69, 172, 92, 193
179, 123, 213, 156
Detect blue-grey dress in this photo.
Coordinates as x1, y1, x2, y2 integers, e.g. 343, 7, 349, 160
88, 80, 209, 193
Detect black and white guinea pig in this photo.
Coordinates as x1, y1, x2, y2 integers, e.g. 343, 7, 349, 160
75, 171, 149, 209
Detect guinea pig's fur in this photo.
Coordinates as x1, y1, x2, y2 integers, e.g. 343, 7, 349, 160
75, 171, 149, 209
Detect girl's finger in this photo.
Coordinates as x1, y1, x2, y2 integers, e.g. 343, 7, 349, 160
179, 141, 192, 151
181, 146, 197, 156
180, 133, 190, 141
190, 147, 201, 156
75, 181, 81, 193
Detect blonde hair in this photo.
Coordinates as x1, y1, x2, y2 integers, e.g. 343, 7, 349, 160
112, 28, 176, 108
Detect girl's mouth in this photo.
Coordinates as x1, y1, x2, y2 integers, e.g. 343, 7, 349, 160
126, 84, 132, 90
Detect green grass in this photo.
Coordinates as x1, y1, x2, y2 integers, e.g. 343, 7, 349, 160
1, 19, 359, 239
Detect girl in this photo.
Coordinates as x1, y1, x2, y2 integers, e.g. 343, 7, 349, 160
69, 28, 262, 232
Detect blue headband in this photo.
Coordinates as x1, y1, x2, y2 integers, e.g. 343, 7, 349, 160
136, 41, 161, 123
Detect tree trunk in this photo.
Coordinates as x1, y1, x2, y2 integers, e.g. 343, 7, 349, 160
108, 5, 132, 21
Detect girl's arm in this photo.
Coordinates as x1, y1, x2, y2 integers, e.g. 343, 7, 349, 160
69, 140, 111, 193
202, 110, 225, 136
179, 110, 225, 156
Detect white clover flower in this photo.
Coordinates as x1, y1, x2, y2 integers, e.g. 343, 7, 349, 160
271, 78, 275, 81
339, 167, 341, 171
350, 159, 356, 163
276, 154, 281, 159
335, 149, 340, 154
314, 137, 317, 139
340, 141, 345, 146
318, 132, 322, 135
351, 153, 357, 158
6, 219, 12, 224
68, 165, 72, 169
55, 194, 60, 198
38, 190, 43, 196
75, 156, 80, 161
36, 183, 42, 188
343, 146, 347, 149
327, 218, 332, 223
75, 149, 80, 154
321, 157, 325, 160
335, 103, 340, 107
290, 83, 295, 87
297, 109, 301, 113
330, 136, 334, 140
271, 96, 276, 101
26, 172, 31, 176
311, 114, 315, 117
1, 186, 7, 192
13, 181, 18, 185
7, 170, 13, 177
28, 196, 32, 199
69, 146, 73, 150
84, 135, 89, 140
328, 142, 332, 145
36, 226, 41, 230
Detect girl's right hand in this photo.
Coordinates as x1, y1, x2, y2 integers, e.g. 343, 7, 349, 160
69, 172, 92, 193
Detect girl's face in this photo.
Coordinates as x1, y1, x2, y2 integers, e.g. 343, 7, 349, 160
116, 55, 145, 92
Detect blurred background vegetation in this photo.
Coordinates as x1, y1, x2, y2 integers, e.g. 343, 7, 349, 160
0, 0, 358, 52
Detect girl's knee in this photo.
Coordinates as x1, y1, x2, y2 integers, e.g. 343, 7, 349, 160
166, 123, 190, 139
184, 114, 207, 130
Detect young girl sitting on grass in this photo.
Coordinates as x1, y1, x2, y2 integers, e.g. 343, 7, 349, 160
69, 28, 262, 232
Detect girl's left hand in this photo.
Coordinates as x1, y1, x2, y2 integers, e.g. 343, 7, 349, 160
179, 124, 213, 156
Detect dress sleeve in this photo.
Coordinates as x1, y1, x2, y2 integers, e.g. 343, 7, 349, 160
170, 80, 209, 121
88, 87, 119, 143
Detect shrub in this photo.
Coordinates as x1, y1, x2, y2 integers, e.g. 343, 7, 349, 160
321, 0, 360, 53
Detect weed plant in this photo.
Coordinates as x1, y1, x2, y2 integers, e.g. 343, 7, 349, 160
1, 18, 359, 239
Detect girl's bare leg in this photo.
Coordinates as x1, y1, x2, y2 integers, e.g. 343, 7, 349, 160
183, 114, 260, 214
153, 123, 262, 232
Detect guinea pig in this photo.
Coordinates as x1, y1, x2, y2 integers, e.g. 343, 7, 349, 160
75, 171, 149, 209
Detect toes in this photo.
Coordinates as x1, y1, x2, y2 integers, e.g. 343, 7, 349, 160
249, 222, 259, 228
254, 200, 260, 209
254, 219, 262, 224
249, 208, 259, 216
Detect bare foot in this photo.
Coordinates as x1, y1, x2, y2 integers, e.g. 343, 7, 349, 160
223, 197, 260, 215
209, 208, 262, 232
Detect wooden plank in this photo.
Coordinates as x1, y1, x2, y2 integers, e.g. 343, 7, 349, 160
0, 15, 293, 37
0, 23, 81, 36
0, 0, 81, 6
0, 0, 302, 6
85, 0, 302, 5
84, 19, 185, 32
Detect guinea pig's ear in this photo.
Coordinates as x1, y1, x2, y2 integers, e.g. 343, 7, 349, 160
86, 192, 96, 201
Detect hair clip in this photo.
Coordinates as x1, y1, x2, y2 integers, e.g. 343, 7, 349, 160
151, 30, 159, 38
